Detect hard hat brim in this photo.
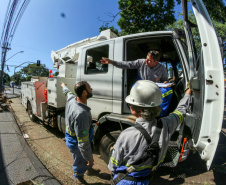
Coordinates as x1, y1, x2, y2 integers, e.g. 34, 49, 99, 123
125, 95, 162, 107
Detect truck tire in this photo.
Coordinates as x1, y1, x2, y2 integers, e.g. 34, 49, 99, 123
27, 102, 36, 121
57, 114, 66, 134
99, 130, 121, 164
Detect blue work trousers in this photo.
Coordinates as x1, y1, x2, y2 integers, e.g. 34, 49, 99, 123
69, 146, 89, 178
65, 126, 93, 178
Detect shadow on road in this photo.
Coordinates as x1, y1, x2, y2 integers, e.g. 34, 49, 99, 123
152, 152, 207, 184
90, 172, 111, 181
212, 132, 226, 185
212, 108, 226, 185
37, 122, 65, 139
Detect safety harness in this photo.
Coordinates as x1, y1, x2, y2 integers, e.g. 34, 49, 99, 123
110, 119, 163, 185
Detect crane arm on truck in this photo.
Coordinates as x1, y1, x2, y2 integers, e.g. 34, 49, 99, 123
51, 29, 118, 69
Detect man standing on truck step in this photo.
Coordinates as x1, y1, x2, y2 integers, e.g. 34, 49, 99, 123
61, 81, 99, 184
108, 80, 191, 185
101, 50, 173, 116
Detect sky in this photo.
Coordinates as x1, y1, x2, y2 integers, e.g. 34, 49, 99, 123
0, 0, 123, 76
0, 0, 199, 77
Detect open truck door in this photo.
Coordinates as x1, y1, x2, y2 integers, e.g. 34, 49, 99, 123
182, 0, 224, 170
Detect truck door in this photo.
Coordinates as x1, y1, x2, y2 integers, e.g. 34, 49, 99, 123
79, 41, 114, 119
183, 0, 224, 169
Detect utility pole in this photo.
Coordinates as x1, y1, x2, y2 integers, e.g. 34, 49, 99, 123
0, 46, 11, 93
0, 50, 24, 94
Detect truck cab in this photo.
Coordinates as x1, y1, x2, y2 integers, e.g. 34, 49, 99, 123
75, 0, 223, 169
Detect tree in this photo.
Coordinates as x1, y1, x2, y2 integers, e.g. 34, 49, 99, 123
19, 63, 49, 81
10, 71, 26, 85
53, 71, 59, 76
167, 11, 226, 70
202, 0, 226, 23
117, 0, 177, 35
99, 0, 225, 36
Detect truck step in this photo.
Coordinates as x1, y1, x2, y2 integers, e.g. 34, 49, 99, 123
162, 141, 180, 167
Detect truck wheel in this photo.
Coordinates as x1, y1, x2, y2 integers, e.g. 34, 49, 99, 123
99, 130, 121, 164
57, 114, 66, 133
27, 102, 36, 121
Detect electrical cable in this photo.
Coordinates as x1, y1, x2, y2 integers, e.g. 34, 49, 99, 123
9, 0, 31, 44
0, 0, 31, 88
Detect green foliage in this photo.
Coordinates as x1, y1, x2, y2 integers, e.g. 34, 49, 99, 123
167, 11, 226, 70
53, 71, 59, 76
117, 0, 176, 35
173, 0, 226, 23
20, 63, 49, 77
98, 0, 225, 36
202, 0, 226, 23
167, 11, 226, 45
10, 71, 26, 85
0, 70, 10, 85
99, 23, 119, 36
11, 64, 49, 85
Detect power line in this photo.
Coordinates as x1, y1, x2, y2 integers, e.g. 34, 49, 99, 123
0, 0, 31, 92
10, 43, 49, 53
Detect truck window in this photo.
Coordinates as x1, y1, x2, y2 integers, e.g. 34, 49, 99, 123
85, 45, 109, 74
160, 61, 183, 81
125, 36, 184, 93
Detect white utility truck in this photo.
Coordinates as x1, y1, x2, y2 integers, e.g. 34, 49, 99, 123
21, 0, 224, 170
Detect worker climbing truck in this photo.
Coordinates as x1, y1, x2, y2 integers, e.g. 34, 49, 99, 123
21, 0, 224, 170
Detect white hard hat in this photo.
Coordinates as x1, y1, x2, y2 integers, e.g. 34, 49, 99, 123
125, 80, 162, 107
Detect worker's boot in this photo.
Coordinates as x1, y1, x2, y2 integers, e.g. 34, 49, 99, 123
75, 177, 87, 185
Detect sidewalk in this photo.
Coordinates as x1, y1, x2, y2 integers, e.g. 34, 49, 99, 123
0, 108, 61, 184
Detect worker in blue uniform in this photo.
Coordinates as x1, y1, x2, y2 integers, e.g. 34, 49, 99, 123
101, 50, 173, 116
61, 81, 97, 184
108, 80, 191, 185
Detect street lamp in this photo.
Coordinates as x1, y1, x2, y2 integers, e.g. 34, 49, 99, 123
0, 50, 24, 93
5, 51, 24, 62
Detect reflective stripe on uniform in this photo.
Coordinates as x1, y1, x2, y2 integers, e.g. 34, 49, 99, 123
162, 90, 173, 98
125, 162, 152, 171
73, 172, 84, 177
110, 156, 120, 166
135, 164, 153, 171
124, 155, 166, 172
77, 135, 89, 142
66, 91, 73, 96
66, 126, 76, 136
151, 156, 165, 171
172, 111, 183, 122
